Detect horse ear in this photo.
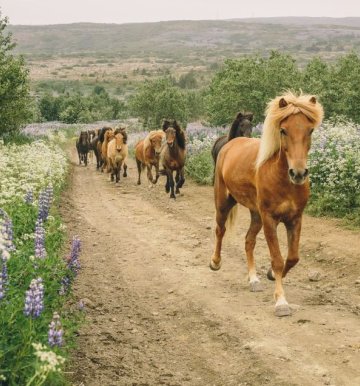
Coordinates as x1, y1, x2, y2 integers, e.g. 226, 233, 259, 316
162, 120, 170, 131
173, 120, 181, 131
236, 112, 244, 120
279, 98, 288, 108
310, 96, 317, 104
245, 113, 253, 121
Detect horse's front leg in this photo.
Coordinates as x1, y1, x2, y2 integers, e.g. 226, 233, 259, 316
262, 213, 291, 317
283, 217, 302, 277
154, 162, 160, 184
176, 167, 185, 193
146, 165, 154, 184
168, 170, 175, 199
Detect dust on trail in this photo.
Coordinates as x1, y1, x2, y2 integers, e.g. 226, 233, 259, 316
62, 148, 360, 386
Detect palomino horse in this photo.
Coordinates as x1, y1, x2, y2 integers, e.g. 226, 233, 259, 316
101, 129, 114, 172
107, 131, 128, 183
211, 92, 323, 317
211, 112, 254, 165
135, 130, 165, 185
160, 120, 186, 199
76, 131, 90, 166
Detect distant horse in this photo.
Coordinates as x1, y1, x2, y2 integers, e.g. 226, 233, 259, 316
87, 130, 96, 163
211, 92, 323, 317
211, 112, 254, 165
76, 131, 90, 166
135, 130, 165, 185
101, 129, 114, 172
160, 120, 186, 199
107, 131, 128, 183
95, 127, 112, 170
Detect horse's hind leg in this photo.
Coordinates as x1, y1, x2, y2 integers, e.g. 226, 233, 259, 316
210, 179, 237, 270
246, 210, 263, 292
136, 159, 142, 185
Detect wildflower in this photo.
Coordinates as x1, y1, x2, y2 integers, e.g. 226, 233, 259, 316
32, 342, 65, 373
24, 189, 34, 204
0, 257, 8, 300
58, 276, 71, 296
68, 236, 81, 276
0, 209, 15, 253
34, 220, 47, 259
37, 185, 53, 223
24, 278, 44, 318
48, 312, 64, 347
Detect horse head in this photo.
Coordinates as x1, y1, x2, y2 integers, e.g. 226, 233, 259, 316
229, 112, 253, 140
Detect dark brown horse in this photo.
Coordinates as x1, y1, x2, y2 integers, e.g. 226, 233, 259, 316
76, 131, 90, 166
160, 120, 186, 199
211, 92, 323, 317
211, 112, 253, 165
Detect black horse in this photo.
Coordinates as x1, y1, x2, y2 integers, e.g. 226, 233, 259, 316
211, 112, 253, 166
76, 131, 90, 166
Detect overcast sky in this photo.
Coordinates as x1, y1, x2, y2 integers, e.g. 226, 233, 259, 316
1, 0, 360, 25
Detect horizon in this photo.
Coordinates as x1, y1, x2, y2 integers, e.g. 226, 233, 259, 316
2, 0, 360, 25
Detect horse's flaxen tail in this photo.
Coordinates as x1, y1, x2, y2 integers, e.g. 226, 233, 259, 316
225, 203, 239, 237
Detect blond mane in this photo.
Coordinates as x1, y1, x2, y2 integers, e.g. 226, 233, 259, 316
143, 130, 165, 151
256, 91, 324, 169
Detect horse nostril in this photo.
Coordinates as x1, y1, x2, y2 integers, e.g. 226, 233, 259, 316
304, 169, 309, 178
289, 169, 295, 178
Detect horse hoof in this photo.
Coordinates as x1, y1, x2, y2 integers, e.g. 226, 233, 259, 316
267, 268, 275, 281
137, 182, 141, 185
275, 304, 292, 317
210, 260, 221, 271
170, 195, 176, 199
249, 281, 263, 292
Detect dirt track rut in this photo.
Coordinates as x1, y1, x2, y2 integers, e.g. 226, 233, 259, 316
62, 149, 360, 386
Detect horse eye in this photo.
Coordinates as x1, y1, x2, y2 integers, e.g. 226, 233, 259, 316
280, 128, 287, 136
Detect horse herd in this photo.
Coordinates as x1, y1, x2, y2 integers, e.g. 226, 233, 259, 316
76, 113, 254, 198
76, 92, 325, 317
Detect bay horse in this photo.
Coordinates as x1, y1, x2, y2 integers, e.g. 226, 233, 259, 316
76, 131, 90, 166
211, 112, 254, 165
135, 130, 165, 185
211, 92, 323, 317
160, 120, 186, 199
107, 131, 128, 183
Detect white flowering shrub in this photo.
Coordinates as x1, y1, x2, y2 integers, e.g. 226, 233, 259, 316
309, 119, 360, 217
0, 140, 67, 206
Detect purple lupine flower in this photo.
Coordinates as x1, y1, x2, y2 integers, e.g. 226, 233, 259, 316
24, 278, 44, 318
0, 257, 8, 300
37, 185, 53, 223
48, 312, 64, 347
68, 236, 81, 276
58, 276, 71, 296
24, 190, 34, 204
34, 220, 47, 259
0, 209, 15, 253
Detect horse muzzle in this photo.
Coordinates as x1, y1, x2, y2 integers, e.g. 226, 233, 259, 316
288, 168, 309, 185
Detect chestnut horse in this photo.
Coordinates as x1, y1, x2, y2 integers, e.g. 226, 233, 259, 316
160, 120, 186, 199
211, 112, 254, 165
101, 129, 114, 172
211, 92, 323, 317
135, 130, 165, 185
107, 131, 128, 183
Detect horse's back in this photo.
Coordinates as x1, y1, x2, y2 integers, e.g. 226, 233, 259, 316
217, 137, 260, 210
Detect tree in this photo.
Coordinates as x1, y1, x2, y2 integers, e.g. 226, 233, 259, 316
0, 12, 32, 136
206, 51, 301, 126
129, 77, 189, 128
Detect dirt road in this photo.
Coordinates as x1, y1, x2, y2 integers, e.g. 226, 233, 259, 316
62, 150, 360, 386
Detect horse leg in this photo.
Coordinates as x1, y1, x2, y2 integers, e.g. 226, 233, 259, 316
262, 213, 291, 317
123, 162, 127, 177
136, 159, 142, 185
168, 170, 176, 199
176, 168, 185, 191
210, 178, 237, 270
282, 217, 302, 277
165, 174, 170, 193
154, 162, 160, 184
84, 152, 88, 166
146, 165, 154, 185
246, 210, 263, 292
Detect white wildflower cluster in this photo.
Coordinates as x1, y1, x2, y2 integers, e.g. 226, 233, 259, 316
309, 121, 360, 205
0, 141, 67, 206
32, 342, 65, 373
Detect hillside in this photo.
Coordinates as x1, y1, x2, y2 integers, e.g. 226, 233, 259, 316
9, 17, 360, 62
